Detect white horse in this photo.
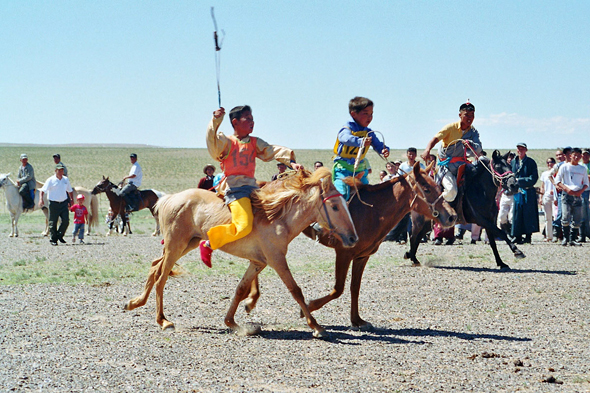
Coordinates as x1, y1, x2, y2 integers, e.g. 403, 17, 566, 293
0, 173, 49, 237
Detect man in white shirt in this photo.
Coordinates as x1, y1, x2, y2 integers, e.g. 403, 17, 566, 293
119, 153, 143, 212
40, 164, 73, 245
555, 147, 589, 246
540, 157, 557, 241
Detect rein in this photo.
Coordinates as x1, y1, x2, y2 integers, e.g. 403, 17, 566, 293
404, 173, 441, 218
318, 187, 344, 241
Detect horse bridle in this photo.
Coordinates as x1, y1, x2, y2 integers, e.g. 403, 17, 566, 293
95, 180, 115, 193
405, 174, 442, 218
318, 187, 345, 239
488, 160, 515, 189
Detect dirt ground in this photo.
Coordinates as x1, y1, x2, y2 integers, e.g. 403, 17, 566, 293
1, 228, 590, 392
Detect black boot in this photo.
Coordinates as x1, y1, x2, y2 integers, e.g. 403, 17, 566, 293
570, 228, 582, 246
579, 226, 587, 243
562, 226, 570, 246
523, 234, 532, 244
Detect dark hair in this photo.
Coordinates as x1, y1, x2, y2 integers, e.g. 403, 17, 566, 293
229, 105, 252, 124
407, 147, 417, 153
314, 161, 323, 167
546, 157, 556, 164
572, 147, 582, 155
349, 97, 373, 113
459, 102, 475, 112
563, 146, 572, 154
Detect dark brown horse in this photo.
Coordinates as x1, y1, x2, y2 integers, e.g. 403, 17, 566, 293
91, 176, 160, 235
405, 151, 523, 270
245, 162, 457, 330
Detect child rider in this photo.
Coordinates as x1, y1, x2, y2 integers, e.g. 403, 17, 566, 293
199, 105, 303, 267
332, 96, 390, 200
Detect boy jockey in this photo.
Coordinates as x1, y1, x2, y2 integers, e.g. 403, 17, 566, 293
199, 106, 302, 267
332, 96, 389, 200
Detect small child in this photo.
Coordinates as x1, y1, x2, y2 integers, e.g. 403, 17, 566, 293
70, 194, 89, 244
199, 105, 302, 268
332, 96, 390, 200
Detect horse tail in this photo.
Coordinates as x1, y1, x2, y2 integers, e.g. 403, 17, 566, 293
89, 194, 99, 228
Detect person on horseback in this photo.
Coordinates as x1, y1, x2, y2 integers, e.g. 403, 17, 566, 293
199, 105, 303, 268
16, 154, 36, 210
119, 153, 142, 212
420, 101, 482, 203
332, 96, 390, 200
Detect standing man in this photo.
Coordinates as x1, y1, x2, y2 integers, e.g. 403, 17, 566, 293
39, 164, 73, 246
579, 149, 590, 242
52, 154, 68, 177
539, 157, 557, 241
119, 153, 143, 212
497, 152, 516, 236
271, 162, 287, 181
511, 143, 539, 244
17, 154, 36, 210
555, 147, 589, 246
398, 147, 425, 175
421, 101, 482, 203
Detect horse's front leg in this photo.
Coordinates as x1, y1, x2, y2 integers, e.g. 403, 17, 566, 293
9, 212, 17, 237
125, 255, 164, 311
225, 261, 266, 336
272, 256, 327, 339
121, 213, 128, 236
404, 213, 427, 266
350, 256, 372, 330
153, 246, 185, 331
306, 252, 352, 315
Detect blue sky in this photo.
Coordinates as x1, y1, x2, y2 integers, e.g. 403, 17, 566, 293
2, 1, 589, 150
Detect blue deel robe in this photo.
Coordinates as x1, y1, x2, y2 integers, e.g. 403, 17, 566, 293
511, 155, 539, 237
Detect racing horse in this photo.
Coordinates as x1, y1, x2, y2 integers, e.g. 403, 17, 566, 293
405, 150, 523, 270
91, 176, 160, 236
245, 162, 457, 330
125, 168, 358, 339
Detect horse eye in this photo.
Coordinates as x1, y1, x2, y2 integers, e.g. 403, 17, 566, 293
332, 205, 339, 212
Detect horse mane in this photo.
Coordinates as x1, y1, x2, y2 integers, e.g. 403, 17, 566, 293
341, 175, 405, 192
251, 167, 332, 221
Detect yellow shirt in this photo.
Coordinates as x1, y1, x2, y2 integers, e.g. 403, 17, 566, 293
434, 121, 473, 148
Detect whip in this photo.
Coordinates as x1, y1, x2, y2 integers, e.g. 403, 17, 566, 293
210, 7, 225, 107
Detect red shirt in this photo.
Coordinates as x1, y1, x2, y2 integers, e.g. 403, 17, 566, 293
70, 204, 88, 224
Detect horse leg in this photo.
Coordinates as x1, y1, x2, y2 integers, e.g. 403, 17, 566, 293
272, 256, 327, 339
121, 213, 128, 236
244, 276, 260, 314
404, 214, 427, 266
125, 255, 164, 311
153, 245, 186, 331
9, 212, 17, 237
224, 261, 266, 336
306, 252, 352, 314
350, 256, 372, 330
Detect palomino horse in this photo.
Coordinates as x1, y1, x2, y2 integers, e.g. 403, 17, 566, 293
125, 168, 358, 339
405, 150, 523, 270
91, 177, 161, 236
246, 162, 457, 330
0, 173, 48, 237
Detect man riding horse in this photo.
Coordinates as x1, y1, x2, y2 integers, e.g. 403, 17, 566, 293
118, 153, 143, 212
421, 101, 482, 219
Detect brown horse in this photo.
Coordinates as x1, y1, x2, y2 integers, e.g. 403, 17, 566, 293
245, 162, 457, 330
125, 168, 359, 338
91, 176, 160, 235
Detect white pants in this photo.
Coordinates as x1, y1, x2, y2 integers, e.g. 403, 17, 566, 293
471, 223, 482, 240
542, 195, 554, 240
441, 170, 458, 202
497, 193, 514, 226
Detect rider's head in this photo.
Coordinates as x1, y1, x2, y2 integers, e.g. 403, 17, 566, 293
130, 153, 137, 163
349, 97, 374, 128
230, 105, 254, 138
459, 101, 475, 130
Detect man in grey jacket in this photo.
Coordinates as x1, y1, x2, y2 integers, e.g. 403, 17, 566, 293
17, 153, 36, 209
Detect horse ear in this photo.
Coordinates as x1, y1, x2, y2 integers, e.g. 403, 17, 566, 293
413, 161, 421, 177
502, 151, 511, 161
102, 175, 106, 180
425, 160, 434, 173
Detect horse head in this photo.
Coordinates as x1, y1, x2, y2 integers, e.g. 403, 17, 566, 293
407, 162, 457, 227
92, 176, 115, 195
0, 173, 10, 189
313, 168, 359, 248
491, 150, 519, 195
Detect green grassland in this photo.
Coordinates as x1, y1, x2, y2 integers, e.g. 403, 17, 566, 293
0, 144, 562, 285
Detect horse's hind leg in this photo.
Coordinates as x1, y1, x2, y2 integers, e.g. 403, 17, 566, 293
225, 261, 266, 336
244, 276, 260, 314
404, 213, 427, 266
350, 256, 372, 330
125, 255, 164, 311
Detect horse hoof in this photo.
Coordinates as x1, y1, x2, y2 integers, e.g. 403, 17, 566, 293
162, 322, 175, 332
500, 265, 511, 271
313, 328, 329, 339
514, 251, 526, 259
403, 252, 410, 259
411, 262, 421, 267
350, 322, 374, 331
